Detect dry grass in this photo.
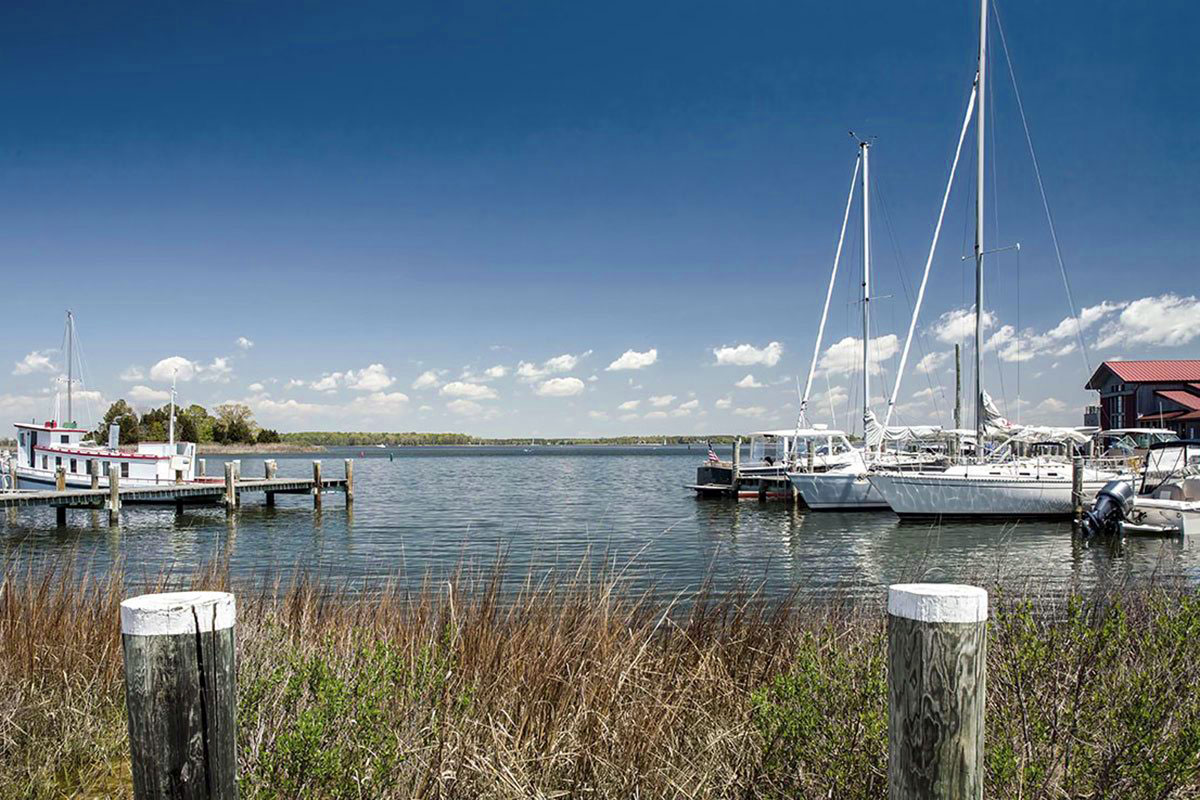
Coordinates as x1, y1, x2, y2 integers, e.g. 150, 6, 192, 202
0, 558, 1198, 799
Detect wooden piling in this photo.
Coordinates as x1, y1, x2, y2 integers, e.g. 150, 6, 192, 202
55, 466, 66, 492
108, 465, 121, 524
1071, 456, 1085, 526
888, 583, 987, 800
731, 439, 741, 496
90, 459, 100, 490
120, 591, 237, 800
224, 462, 236, 514
312, 460, 322, 509
264, 460, 277, 508
56, 505, 67, 527
344, 459, 354, 506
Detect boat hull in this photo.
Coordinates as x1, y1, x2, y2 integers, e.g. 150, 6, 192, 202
788, 471, 890, 510
1122, 499, 1200, 536
869, 472, 1112, 519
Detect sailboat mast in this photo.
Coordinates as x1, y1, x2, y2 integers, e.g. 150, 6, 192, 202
973, 0, 988, 447
860, 140, 872, 438
66, 311, 74, 425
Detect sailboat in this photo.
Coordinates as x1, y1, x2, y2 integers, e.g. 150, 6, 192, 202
9, 312, 199, 490
866, 0, 1122, 519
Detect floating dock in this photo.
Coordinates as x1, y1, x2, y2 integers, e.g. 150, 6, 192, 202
0, 458, 353, 526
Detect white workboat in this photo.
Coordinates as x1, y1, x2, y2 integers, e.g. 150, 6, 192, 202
9, 313, 199, 490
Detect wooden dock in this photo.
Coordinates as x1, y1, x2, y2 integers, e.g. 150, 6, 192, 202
0, 458, 353, 525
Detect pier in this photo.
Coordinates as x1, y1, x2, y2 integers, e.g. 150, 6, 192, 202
0, 458, 353, 525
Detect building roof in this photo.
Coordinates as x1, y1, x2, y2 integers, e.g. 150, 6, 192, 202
1086, 360, 1200, 389
1156, 390, 1200, 411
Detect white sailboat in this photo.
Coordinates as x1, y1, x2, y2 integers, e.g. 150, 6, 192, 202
866, 0, 1122, 519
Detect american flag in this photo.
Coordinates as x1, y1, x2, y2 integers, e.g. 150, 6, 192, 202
707, 442, 720, 463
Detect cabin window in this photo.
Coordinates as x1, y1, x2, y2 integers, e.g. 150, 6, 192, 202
70, 459, 77, 473
121, 463, 129, 478
55, 456, 62, 467
18, 433, 24, 446
41, 456, 47, 470
103, 461, 110, 475
60, 434, 69, 444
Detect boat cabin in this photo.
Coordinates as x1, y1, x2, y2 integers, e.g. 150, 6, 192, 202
13, 420, 197, 489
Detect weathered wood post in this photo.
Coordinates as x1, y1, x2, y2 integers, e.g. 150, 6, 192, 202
888, 583, 987, 800
1071, 456, 1085, 527
108, 465, 121, 524
90, 459, 100, 490
120, 591, 237, 800
223, 462, 236, 515
197, 458, 206, 478
264, 460, 277, 508
344, 459, 354, 507
55, 466, 66, 491
731, 438, 741, 496
312, 460, 322, 509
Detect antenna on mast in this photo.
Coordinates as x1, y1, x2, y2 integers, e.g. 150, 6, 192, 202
66, 310, 74, 425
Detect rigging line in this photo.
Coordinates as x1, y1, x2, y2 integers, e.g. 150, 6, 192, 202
882, 80, 978, 437
993, 0, 1091, 375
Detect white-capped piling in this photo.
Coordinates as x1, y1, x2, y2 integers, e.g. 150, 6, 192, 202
121, 591, 237, 799
90, 459, 100, 490
311, 460, 322, 508
888, 583, 987, 800
344, 458, 354, 506
264, 459, 277, 508
223, 462, 236, 514
108, 464, 121, 524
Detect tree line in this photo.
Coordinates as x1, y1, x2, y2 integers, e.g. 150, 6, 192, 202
92, 401, 281, 446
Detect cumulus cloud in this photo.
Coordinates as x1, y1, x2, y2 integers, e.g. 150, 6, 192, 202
129, 385, 170, 405
733, 406, 767, 418
715, 396, 732, 409
588, 410, 609, 420
119, 365, 145, 382
348, 391, 409, 414
343, 364, 393, 392
13, 351, 56, 376
713, 341, 783, 367
536, 377, 585, 397
248, 382, 264, 393
644, 410, 668, 420
236, 336, 254, 350
915, 350, 952, 374
199, 357, 234, 383
817, 334, 900, 376
931, 307, 996, 344
1096, 294, 1200, 349
150, 356, 197, 382
285, 378, 305, 389
648, 394, 675, 407
447, 398, 483, 416
412, 370, 442, 390
672, 399, 700, 417
484, 365, 508, 379
440, 381, 498, 400
735, 374, 763, 389
517, 351, 591, 381
606, 348, 658, 371
311, 373, 341, 392
618, 400, 640, 411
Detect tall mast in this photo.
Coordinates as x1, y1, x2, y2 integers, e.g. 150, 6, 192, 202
973, 0, 988, 446
860, 140, 872, 439
169, 370, 177, 446
66, 310, 74, 425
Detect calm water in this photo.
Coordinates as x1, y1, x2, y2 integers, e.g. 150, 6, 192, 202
3, 446, 1197, 598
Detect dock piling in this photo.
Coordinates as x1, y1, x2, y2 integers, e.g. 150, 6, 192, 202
312, 460, 322, 509
264, 460, 277, 508
731, 438, 741, 496
224, 462, 236, 514
90, 460, 100, 490
120, 591, 237, 800
344, 459, 354, 506
55, 466, 66, 492
108, 465, 121, 524
1071, 456, 1084, 527
888, 583, 987, 800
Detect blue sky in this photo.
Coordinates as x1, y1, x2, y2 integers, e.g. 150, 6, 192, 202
3, 0, 1198, 436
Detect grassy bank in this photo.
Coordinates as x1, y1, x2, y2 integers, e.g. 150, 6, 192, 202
1, 563, 1198, 799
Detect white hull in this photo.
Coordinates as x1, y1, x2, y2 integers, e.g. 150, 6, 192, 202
15, 467, 201, 490
869, 471, 1113, 518
1122, 498, 1200, 536
789, 471, 890, 510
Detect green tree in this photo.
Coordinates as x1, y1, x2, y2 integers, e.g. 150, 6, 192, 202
214, 402, 257, 444
256, 428, 281, 444
181, 404, 214, 443
92, 400, 140, 445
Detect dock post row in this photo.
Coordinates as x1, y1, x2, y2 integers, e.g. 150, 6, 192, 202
0, 459, 355, 526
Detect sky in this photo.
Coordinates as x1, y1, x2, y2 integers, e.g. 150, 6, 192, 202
3, 0, 1199, 437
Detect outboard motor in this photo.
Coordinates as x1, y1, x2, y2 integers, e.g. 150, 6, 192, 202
1080, 479, 1135, 539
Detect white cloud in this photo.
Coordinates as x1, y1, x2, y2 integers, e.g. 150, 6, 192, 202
735, 374, 763, 389
1096, 294, 1200, 349
677, 399, 700, 411
733, 406, 767, 418
715, 396, 732, 409
311, 372, 342, 392
713, 341, 783, 367
517, 351, 590, 381
915, 350, 952, 374
343, 364, 393, 392
199, 357, 234, 383
285, 379, 305, 389
129, 385, 170, 405
911, 387, 938, 400
931, 307, 995, 344
588, 410, 609, 421
644, 410, 668, 419
447, 398, 483, 416
1036, 397, 1067, 413
348, 391, 410, 415
817, 334, 900, 376
236, 336, 254, 350
648, 394, 676, 407
588, 374, 599, 382
618, 399, 640, 411
150, 356, 197, 382
13, 350, 57, 376
248, 382, 264, 393
484, 365, 508, 379
536, 377, 585, 397
412, 370, 442, 390
440, 381, 498, 400
672, 399, 700, 417
119, 365, 145, 382
606, 348, 658, 371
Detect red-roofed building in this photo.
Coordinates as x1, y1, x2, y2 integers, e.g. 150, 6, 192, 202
1086, 360, 1200, 437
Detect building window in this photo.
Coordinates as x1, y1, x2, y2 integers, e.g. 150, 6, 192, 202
121, 462, 129, 478
60, 434, 69, 444
55, 456, 62, 468
70, 459, 77, 473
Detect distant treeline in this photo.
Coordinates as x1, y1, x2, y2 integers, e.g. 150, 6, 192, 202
279, 432, 739, 447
